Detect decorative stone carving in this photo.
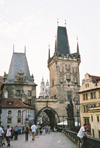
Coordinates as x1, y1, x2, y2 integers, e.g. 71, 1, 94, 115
14, 70, 27, 84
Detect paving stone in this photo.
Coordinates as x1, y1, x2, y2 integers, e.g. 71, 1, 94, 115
3, 132, 77, 148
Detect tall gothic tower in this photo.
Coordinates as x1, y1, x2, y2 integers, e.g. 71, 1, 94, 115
48, 25, 81, 104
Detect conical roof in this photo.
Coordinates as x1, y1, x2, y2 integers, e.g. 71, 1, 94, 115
55, 26, 70, 55
7, 52, 30, 80
4, 52, 37, 85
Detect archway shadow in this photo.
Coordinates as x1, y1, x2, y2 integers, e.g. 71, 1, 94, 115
35, 107, 60, 129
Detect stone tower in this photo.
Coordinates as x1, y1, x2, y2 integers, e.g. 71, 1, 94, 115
39, 78, 46, 98
39, 78, 50, 98
48, 25, 81, 106
2, 51, 37, 106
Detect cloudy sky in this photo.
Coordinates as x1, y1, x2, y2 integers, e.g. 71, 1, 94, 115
0, 0, 100, 96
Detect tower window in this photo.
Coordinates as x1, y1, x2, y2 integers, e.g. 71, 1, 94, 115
28, 90, 31, 96
52, 79, 54, 87
97, 116, 99, 122
4, 91, 8, 98
91, 116, 93, 122
16, 90, 21, 96
18, 110, 21, 117
7, 110, 12, 123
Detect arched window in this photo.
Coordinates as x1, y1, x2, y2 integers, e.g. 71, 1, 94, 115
18, 110, 21, 117
8, 110, 12, 117
4, 91, 8, 98
7, 110, 12, 123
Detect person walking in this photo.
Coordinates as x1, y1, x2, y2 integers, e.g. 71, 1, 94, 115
77, 124, 88, 148
42, 126, 45, 135
14, 125, 19, 140
31, 123, 37, 141
11, 126, 14, 140
6, 125, 11, 147
2, 126, 5, 146
0, 125, 3, 147
25, 124, 29, 141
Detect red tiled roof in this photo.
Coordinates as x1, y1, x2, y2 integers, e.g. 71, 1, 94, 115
1, 98, 34, 109
89, 74, 100, 84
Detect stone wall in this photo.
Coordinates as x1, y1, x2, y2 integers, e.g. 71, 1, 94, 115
64, 129, 100, 148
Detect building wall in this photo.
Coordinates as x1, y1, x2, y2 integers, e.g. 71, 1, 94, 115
48, 55, 80, 101
2, 84, 36, 105
79, 73, 100, 138
1, 108, 35, 129
89, 109, 100, 139
37, 53, 81, 123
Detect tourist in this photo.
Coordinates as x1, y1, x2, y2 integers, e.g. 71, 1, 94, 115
25, 124, 29, 141
42, 126, 45, 135
6, 125, 11, 146
11, 126, 14, 140
36, 124, 40, 137
14, 125, 19, 140
0, 125, 3, 147
53, 126, 57, 132
48, 126, 51, 134
39, 126, 42, 135
2, 126, 5, 146
77, 124, 88, 148
31, 123, 37, 140
46, 125, 49, 134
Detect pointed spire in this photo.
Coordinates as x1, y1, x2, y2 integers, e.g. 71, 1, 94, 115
13, 44, 15, 53
48, 45, 50, 60
24, 45, 26, 54
77, 37, 79, 55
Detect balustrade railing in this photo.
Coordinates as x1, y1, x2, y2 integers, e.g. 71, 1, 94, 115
64, 129, 100, 148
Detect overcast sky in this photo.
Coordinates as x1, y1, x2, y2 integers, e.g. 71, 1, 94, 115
0, 0, 100, 97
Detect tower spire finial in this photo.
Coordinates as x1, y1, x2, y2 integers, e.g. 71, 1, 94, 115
48, 44, 50, 60
24, 45, 26, 54
76, 36, 79, 55
57, 18, 59, 27
65, 19, 66, 27
13, 44, 14, 53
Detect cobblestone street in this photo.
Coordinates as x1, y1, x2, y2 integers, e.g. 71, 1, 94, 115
3, 132, 77, 148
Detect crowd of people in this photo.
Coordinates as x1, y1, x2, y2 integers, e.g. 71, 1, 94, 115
0, 123, 52, 147
0, 122, 90, 148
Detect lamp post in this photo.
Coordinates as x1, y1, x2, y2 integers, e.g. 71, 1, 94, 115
75, 101, 80, 130
22, 109, 29, 125
63, 116, 64, 129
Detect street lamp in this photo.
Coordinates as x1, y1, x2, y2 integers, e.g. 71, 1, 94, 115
63, 116, 64, 130
75, 101, 80, 130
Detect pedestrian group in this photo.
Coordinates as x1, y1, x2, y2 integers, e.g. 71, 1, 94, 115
0, 123, 51, 147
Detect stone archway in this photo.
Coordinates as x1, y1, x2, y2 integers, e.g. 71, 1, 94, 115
35, 107, 60, 129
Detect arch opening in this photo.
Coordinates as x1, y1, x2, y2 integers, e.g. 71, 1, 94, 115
35, 107, 59, 129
